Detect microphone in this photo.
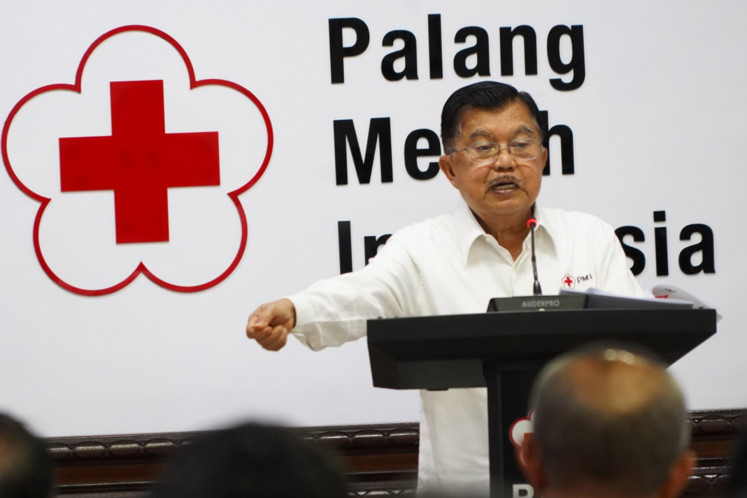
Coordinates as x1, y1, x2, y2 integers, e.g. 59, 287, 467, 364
527, 218, 542, 296
487, 217, 585, 312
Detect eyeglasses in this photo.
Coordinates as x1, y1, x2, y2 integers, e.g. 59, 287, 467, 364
451, 138, 543, 166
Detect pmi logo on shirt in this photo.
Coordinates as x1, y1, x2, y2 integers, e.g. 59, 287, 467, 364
561, 273, 593, 289
2, 25, 273, 295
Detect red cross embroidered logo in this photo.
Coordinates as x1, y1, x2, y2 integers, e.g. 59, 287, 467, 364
2, 26, 273, 295
562, 273, 576, 289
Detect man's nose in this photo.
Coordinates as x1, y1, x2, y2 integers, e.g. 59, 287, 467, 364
493, 146, 515, 170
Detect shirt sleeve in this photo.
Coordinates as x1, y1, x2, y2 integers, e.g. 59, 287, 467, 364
288, 234, 422, 351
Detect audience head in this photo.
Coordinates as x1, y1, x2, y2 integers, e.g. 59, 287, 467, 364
725, 430, 747, 498
0, 412, 54, 498
520, 344, 694, 498
149, 420, 348, 498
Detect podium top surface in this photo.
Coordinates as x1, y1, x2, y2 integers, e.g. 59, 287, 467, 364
366, 308, 717, 390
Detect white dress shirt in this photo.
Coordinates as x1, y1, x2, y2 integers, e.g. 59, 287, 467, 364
290, 199, 642, 495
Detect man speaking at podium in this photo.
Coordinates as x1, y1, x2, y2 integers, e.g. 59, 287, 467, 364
246, 81, 642, 496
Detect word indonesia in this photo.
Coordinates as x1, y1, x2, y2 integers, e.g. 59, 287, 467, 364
339, 210, 716, 278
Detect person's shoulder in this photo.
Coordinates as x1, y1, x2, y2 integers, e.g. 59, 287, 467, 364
540, 206, 615, 233
380, 210, 465, 261
391, 210, 457, 240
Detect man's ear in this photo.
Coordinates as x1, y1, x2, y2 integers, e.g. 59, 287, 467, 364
439, 155, 458, 188
540, 145, 548, 174
659, 449, 695, 498
518, 432, 546, 493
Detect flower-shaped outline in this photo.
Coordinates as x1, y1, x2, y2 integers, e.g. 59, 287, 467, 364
2, 25, 273, 296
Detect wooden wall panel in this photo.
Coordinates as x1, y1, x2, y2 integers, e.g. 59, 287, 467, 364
46, 409, 745, 497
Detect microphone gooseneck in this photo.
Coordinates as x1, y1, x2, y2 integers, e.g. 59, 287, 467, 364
527, 218, 542, 296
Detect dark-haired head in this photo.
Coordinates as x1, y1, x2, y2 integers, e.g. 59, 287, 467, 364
149, 421, 348, 498
0, 413, 54, 498
440, 81, 545, 153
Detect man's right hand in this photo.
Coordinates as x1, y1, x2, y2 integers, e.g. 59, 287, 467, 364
246, 298, 297, 351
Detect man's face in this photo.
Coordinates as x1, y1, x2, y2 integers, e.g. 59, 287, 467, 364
439, 101, 547, 227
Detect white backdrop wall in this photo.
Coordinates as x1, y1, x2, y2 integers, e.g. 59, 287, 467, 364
0, 0, 743, 437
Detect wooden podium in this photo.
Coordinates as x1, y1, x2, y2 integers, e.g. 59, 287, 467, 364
367, 306, 717, 497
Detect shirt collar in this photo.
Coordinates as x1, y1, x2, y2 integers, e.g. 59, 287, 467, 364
450, 199, 488, 265
451, 200, 557, 265
530, 205, 557, 254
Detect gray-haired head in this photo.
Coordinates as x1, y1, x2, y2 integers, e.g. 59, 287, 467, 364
529, 344, 690, 495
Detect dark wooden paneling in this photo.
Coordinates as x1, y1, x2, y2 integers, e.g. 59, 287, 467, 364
46, 409, 745, 497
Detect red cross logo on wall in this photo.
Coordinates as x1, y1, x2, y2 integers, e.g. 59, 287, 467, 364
2, 25, 273, 295
60, 80, 220, 243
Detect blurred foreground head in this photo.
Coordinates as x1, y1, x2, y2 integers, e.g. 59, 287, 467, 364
0, 413, 54, 498
149, 421, 348, 498
520, 344, 694, 498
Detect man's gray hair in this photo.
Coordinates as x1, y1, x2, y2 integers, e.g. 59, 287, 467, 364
529, 344, 690, 494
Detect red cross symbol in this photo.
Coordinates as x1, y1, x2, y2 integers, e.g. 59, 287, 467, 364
563, 275, 574, 287
59, 79, 220, 243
